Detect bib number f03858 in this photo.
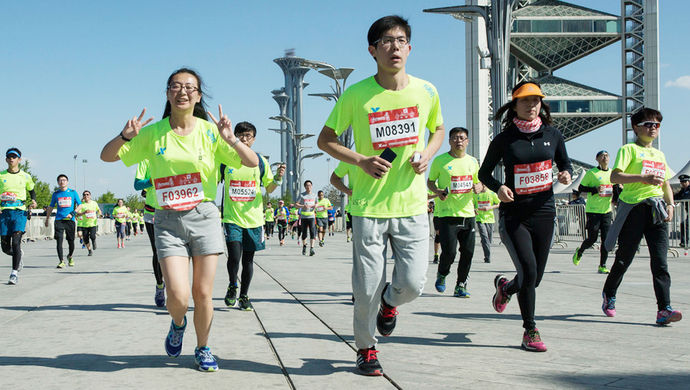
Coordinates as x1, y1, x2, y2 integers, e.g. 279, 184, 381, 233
229, 180, 257, 202
641, 160, 665, 183
155, 173, 204, 211
514, 160, 553, 195
369, 106, 420, 150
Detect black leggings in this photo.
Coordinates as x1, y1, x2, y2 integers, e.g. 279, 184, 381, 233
54, 220, 76, 261
226, 240, 255, 296
300, 218, 316, 241
1, 232, 23, 271
577, 212, 612, 267
145, 222, 163, 285
276, 220, 287, 241
603, 203, 671, 311
438, 216, 476, 285
499, 210, 555, 330
82, 226, 97, 249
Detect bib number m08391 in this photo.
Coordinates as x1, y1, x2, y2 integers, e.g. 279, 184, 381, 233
369, 106, 420, 150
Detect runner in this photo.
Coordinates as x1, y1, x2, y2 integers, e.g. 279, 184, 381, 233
317, 15, 445, 376
478, 80, 572, 352
330, 161, 356, 243
112, 199, 128, 248
429, 198, 441, 264
264, 202, 275, 240
673, 174, 690, 248
75, 190, 101, 256
601, 107, 682, 325
315, 190, 333, 246
220, 121, 283, 311
44, 174, 81, 268
572, 150, 620, 273
274, 199, 289, 246
125, 208, 133, 240
134, 159, 166, 308
428, 127, 480, 298
327, 205, 336, 236
0, 148, 36, 285
473, 183, 500, 263
100, 67, 258, 371
288, 203, 299, 240
295, 180, 317, 256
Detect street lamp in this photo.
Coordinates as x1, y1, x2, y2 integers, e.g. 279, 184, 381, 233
82, 159, 88, 190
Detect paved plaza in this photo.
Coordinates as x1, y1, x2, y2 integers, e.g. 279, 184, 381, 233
1, 230, 688, 389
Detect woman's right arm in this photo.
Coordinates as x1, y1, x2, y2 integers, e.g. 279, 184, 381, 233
101, 108, 153, 162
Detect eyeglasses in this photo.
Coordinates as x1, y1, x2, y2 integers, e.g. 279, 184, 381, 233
636, 121, 661, 129
374, 36, 409, 48
450, 136, 468, 142
237, 133, 254, 140
167, 82, 199, 93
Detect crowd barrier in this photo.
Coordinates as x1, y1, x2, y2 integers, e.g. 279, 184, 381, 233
23, 217, 115, 242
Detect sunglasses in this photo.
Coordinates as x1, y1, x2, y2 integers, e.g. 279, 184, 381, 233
637, 121, 661, 129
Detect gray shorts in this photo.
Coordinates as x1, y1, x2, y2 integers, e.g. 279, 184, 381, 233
154, 202, 224, 259
316, 218, 328, 228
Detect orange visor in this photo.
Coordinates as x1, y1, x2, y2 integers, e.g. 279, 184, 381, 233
512, 83, 545, 99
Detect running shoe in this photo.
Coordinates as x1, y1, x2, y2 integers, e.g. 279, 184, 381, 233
238, 295, 254, 311
164, 316, 186, 357
309, 247, 315, 256
521, 328, 547, 352
656, 306, 682, 325
492, 274, 511, 313
68, 257, 74, 267
435, 273, 446, 293
8, 274, 18, 285
319, 240, 324, 247
194, 346, 219, 372
155, 283, 166, 308
433, 254, 439, 264
376, 283, 398, 337
601, 292, 616, 317
572, 250, 582, 266
81, 244, 86, 249
88, 250, 93, 256
356, 347, 383, 376
57, 261, 65, 269
347, 237, 351, 243
224, 284, 238, 307
302, 245, 307, 255
484, 258, 490, 263
598, 266, 610, 274
454, 282, 470, 298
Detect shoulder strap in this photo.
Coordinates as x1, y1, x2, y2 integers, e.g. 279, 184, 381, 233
258, 152, 265, 181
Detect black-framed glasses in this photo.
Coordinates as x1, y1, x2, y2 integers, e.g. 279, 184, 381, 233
374, 36, 409, 48
236, 133, 254, 140
636, 121, 661, 129
450, 136, 468, 142
167, 82, 199, 93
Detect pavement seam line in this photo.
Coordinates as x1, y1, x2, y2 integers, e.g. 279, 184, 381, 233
251, 306, 297, 389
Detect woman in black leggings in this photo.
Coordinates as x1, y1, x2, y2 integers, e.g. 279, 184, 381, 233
478, 81, 572, 352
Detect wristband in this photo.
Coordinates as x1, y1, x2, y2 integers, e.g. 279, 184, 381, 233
120, 131, 132, 142
230, 138, 240, 148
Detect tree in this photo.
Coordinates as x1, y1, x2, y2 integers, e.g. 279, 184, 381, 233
125, 193, 144, 211
18, 160, 51, 209
97, 191, 117, 204
323, 184, 344, 211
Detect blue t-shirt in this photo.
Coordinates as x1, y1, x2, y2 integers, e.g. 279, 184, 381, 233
49, 189, 81, 221
327, 208, 335, 222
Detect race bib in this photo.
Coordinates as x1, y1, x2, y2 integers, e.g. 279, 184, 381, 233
154, 172, 204, 211
478, 200, 491, 209
58, 197, 72, 208
598, 184, 613, 197
514, 160, 553, 195
228, 180, 257, 202
450, 175, 473, 194
641, 160, 665, 181
277, 210, 287, 220
316, 205, 326, 212
0, 192, 17, 202
304, 198, 316, 211
369, 106, 420, 150
85, 211, 97, 219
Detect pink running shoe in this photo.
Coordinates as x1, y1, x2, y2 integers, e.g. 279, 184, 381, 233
656, 306, 682, 325
492, 274, 511, 313
602, 292, 616, 317
522, 328, 547, 352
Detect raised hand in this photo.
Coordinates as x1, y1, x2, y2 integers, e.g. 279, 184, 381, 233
557, 170, 571, 185
208, 104, 236, 144
122, 108, 154, 140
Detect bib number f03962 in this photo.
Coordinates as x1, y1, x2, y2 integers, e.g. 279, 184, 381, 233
229, 180, 257, 202
514, 160, 552, 195
369, 106, 420, 150
155, 173, 204, 211
450, 175, 473, 194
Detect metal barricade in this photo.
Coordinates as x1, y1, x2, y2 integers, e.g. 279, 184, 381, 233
668, 199, 690, 257
554, 204, 587, 248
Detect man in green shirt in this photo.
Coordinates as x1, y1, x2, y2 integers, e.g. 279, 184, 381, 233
473, 183, 500, 263
573, 150, 620, 274
315, 190, 332, 247
427, 127, 480, 298
264, 202, 275, 240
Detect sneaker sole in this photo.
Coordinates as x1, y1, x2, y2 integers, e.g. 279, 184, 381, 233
657, 312, 682, 325
196, 364, 219, 372
225, 300, 237, 307
356, 367, 383, 376
521, 342, 547, 352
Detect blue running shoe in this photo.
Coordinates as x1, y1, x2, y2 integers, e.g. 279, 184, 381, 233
165, 316, 186, 357
154, 283, 166, 308
435, 273, 446, 293
453, 282, 470, 298
194, 346, 219, 372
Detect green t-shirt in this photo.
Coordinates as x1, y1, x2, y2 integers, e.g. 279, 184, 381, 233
0, 169, 35, 210
118, 117, 241, 210
113, 206, 128, 223
580, 167, 613, 214
265, 207, 275, 222
315, 198, 332, 218
613, 143, 671, 204
428, 153, 479, 218
221, 155, 274, 229
334, 161, 357, 213
135, 159, 157, 214
325, 75, 443, 218
79, 200, 100, 228
288, 207, 299, 222
473, 190, 500, 223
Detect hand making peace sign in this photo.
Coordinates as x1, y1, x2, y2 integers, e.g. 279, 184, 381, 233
121, 108, 154, 140
207, 104, 237, 145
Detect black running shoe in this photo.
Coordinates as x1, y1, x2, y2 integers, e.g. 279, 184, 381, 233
302, 245, 307, 256
376, 283, 398, 337
309, 247, 315, 256
356, 347, 383, 376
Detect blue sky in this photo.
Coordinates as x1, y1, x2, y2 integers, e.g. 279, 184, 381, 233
1, 0, 688, 199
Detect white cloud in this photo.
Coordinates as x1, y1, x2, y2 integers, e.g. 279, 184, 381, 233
665, 75, 690, 89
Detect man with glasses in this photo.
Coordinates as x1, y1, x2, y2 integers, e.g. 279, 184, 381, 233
44, 174, 81, 268
427, 127, 480, 298
75, 190, 102, 256
317, 15, 445, 376
0, 148, 36, 285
